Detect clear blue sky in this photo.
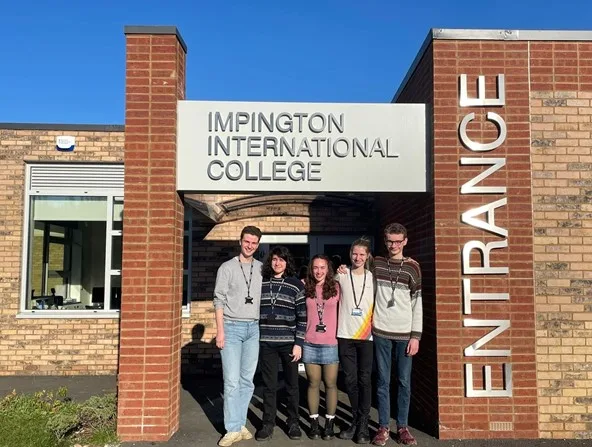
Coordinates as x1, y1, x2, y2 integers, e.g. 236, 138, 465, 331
1, 0, 590, 125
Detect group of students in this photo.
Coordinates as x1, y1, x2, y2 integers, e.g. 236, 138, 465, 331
213, 223, 422, 447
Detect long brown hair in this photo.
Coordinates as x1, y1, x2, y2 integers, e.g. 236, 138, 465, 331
305, 254, 338, 300
350, 236, 373, 270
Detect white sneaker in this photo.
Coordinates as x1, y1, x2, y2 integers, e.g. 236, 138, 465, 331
219, 431, 242, 446
240, 425, 253, 440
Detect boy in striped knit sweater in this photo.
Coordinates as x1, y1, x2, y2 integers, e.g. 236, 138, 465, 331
256, 246, 307, 441
372, 223, 422, 446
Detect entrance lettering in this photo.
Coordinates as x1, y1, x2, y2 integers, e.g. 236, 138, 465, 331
459, 74, 512, 398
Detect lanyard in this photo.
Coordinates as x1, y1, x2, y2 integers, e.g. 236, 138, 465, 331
270, 277, 285, 309
387, 258, 405, 297
315, 287, 325, 323
349, 269, 367, 309
238, 259, 254, 299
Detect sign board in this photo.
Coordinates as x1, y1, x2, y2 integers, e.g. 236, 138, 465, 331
177, 100, 427, 192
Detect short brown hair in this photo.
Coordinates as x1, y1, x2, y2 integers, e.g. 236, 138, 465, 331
240, 225, 262, 241
384, 223, 407, 239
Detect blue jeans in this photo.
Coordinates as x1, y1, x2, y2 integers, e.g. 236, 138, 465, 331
220, 320, 260, 432
374, 335, 413, 428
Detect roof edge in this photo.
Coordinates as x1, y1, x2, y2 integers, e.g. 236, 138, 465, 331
124, 25, 187, 53
392, 29, 434, 103
433, 28, 592, 41
0, 123, 125, 132
393, 27, 592, 102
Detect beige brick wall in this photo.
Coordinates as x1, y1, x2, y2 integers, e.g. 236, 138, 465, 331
0, 127, 124, 375
1, 134, 373, 377
531, 92, 592, 439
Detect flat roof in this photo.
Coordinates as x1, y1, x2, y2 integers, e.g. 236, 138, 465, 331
432, 28, 592, 41
124, 25, 187, 53
393, 28, 592, 102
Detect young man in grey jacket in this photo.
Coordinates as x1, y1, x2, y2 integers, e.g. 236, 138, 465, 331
214, 226, 263, 447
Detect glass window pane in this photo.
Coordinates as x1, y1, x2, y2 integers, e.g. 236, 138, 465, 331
111, 236, 122, 270
113, 199, 123, 232
110, 275, 121, 310
47, 225, 68, 297
27, 210, 106, 310
30, 222, 45, 297
33, 196, 107, 221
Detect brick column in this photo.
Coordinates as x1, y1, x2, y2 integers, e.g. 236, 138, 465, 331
432, 39, 538, 438
117, 26, 187, 442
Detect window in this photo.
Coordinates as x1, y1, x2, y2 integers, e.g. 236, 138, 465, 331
20, 164, 124, 316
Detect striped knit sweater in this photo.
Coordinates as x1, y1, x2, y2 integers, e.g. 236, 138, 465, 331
372, 256, 423, 341
259, 276, 307, 347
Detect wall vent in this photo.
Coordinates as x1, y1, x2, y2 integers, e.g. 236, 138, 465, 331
490, 422, 514, 431
29, 164, 124, 191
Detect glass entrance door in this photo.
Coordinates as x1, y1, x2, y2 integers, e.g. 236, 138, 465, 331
258, 235, 372, 270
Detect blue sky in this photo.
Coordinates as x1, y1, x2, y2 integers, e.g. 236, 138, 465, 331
1, 0, 591, 125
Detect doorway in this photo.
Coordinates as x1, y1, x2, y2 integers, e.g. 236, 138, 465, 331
257, 234, 367, 271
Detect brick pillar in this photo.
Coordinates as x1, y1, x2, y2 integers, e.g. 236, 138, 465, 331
117, 26, 187, 442
432, 39, 538, 438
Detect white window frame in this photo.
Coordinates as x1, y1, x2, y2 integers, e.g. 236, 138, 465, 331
18, 164, 123, 319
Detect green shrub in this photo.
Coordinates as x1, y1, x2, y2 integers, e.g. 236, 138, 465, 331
0, 388, 118, 447
47, 400, 80, 439
78, 393, 117, 431
0, 389, 69, 447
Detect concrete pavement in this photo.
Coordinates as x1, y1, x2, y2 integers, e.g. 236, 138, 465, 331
1, 375, 590, 447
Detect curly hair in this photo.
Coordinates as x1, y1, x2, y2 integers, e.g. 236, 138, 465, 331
261, 245, 297, 279
304, 254, 338, 300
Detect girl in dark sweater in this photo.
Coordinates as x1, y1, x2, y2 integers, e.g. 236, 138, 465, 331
256, 246, 307, 441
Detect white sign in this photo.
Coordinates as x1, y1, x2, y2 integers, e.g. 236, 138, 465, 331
177, 101, 427, 192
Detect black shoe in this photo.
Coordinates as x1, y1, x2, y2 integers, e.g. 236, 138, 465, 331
323, 418, 335, 441
287, 421, 302, 440
339, 419, 357, 440
255, 424, 274, 441
308, 418, 321, 440
355, 416, 370, 444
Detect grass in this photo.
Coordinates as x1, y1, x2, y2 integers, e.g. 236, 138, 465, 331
0, 387, 118, 447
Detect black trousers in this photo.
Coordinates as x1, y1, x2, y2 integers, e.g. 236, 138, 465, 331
338, 338, 373, 420
259, 342, 300, 426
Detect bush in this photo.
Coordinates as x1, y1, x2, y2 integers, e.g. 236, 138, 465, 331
0, 388, 118, 447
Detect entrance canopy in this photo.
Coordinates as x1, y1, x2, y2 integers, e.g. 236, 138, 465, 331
177, 101, 428, 193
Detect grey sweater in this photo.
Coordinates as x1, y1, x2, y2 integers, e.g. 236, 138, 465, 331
213, 256, 263, 321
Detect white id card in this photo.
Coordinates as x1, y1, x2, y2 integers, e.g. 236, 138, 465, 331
351, 308, 363, 317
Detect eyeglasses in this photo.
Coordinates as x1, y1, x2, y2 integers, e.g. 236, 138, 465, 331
385, 239, 405, 246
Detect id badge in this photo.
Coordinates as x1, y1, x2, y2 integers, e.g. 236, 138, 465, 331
351, 308, 363, 317
387, 299, 395, 308
315, 323, 327, 333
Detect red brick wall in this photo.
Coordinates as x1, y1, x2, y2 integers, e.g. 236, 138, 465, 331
117, 29, 186, 442
429, 39, 538, 438
381, 43, 438, 436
